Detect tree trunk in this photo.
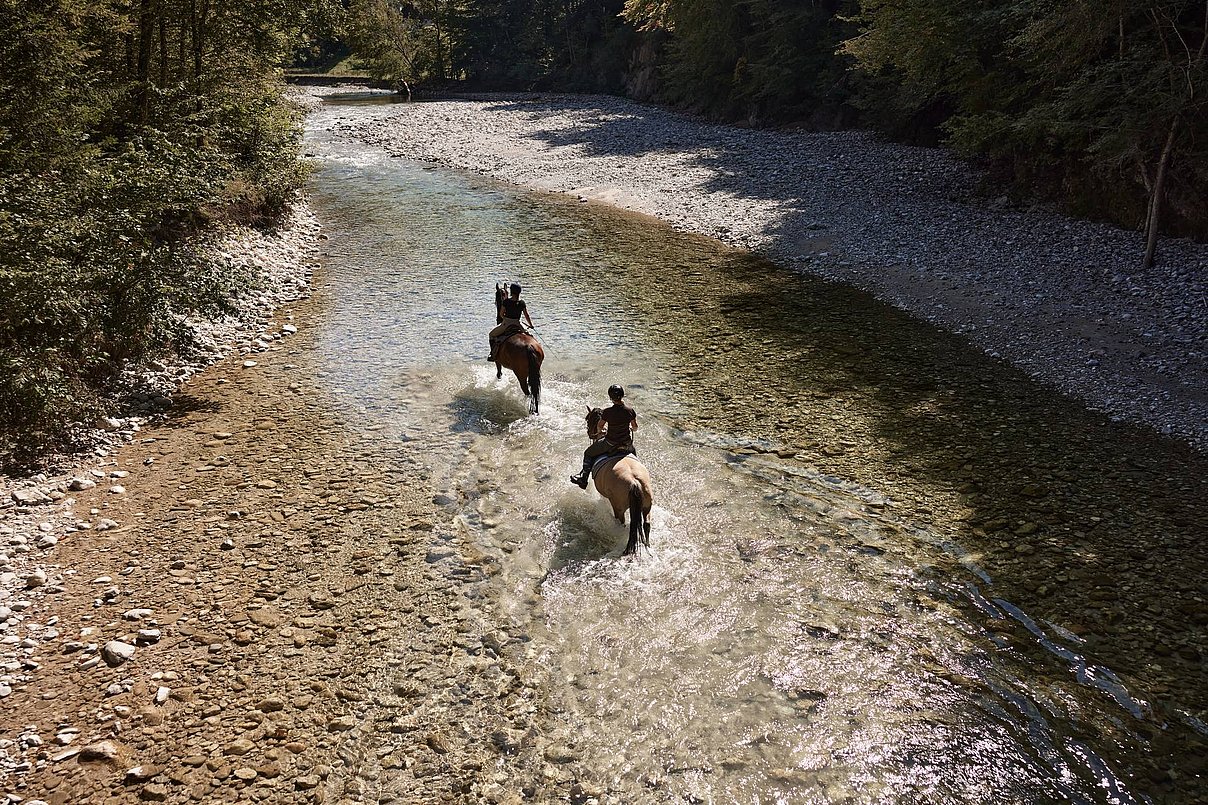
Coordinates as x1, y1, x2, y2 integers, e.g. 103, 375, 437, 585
1142, 117, 1178, 270
158, 4, 168, 88
136, 0, 155, 124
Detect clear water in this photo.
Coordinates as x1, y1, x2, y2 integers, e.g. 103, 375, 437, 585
303, 96, 1203, 803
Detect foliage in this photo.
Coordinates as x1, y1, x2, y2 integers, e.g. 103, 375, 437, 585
843, 0, 1208, 237
0, 0, 323, 465
626, 0, 854, 124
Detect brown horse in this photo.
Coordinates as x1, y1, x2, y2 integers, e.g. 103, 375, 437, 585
585, 407, 654, 555
495, 332, 544, 414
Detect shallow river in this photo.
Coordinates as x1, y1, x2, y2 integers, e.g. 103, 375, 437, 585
304, 94, 1207, 803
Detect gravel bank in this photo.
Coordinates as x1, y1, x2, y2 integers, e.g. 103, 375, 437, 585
323, 89, 1207, 451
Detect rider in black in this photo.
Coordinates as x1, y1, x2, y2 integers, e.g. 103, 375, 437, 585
571, 384, 637, 489
488, 282, 534, 362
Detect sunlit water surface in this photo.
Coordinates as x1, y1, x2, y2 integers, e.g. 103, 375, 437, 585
302, 95, 1174, 803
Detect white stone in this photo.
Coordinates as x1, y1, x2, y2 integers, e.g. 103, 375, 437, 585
102, 641, 136, 666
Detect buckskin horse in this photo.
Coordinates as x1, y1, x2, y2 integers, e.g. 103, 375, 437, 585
494, 331, 543, 414
584, 406, 654, 555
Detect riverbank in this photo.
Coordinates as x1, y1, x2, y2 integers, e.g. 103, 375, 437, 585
322, 88, 1207, 452
0, 187, 576, 803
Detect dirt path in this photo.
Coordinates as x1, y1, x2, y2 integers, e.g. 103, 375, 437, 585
0, 297, 564, 804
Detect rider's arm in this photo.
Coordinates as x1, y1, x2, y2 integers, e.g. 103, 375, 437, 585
631, 415, 638, 433
523, 309, 534, 328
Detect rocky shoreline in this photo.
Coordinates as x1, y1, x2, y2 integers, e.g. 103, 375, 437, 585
0, 201, 321, 784
321, 88, 1207, 452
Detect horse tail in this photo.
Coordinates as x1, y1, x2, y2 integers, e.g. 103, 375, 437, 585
626, 482, 645, 555
526, 345, 541, 413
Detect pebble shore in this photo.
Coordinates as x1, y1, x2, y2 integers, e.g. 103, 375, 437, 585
0, 202, 323, 791
329, 90, 1206, 451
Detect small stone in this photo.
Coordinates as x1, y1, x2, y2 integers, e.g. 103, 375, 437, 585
154, 686, 171, 705
543, 744, 577, 763
243, 360, 258, 368
109, 485, 126, 495
136, 629, 161, 645
139, 782, 169, 801
102, 640, 137, 666
233, 767, 258, 781
225, 738, 255, 755
327, 715, 357, 732
295, 775, 320, 790
25, 568, 48, 588
256, 696, 285, 713
69, 478, 97, 491
124, 764, 161, 783
12, 488, 51, 506
123, 608, 153, 621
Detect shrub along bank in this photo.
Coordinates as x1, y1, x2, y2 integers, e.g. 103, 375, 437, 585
0, 1, 328, 467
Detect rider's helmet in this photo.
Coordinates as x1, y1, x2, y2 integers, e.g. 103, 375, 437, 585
608, 384, 624, 400
510, 283, 522, 296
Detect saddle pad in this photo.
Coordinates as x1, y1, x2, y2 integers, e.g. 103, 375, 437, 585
589, 454, 629, 479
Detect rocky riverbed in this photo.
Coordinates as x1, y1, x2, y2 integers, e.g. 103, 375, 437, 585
321, 88, 1207, 452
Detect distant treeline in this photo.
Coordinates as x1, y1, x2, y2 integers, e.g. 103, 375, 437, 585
0, 1, 332, 465
342, 0, 1208, 251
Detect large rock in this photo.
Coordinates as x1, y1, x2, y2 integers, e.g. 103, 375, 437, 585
102, 640, 137, 666
11, 488, 51, 506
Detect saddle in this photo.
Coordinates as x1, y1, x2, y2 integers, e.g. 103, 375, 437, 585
490, 323, 526, 345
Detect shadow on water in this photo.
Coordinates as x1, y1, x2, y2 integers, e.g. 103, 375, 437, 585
322, 91, 412, 106
514, 194, 1208, 795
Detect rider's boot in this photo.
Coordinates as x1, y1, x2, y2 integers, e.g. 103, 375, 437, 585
569, 457, 592, 489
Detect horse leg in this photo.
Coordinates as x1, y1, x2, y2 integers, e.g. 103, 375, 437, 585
642, 505, 652, 547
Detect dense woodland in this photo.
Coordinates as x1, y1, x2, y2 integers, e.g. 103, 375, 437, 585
342, 0, 1208, 250
0, 0, 332, 463
2, 0, 1205, 462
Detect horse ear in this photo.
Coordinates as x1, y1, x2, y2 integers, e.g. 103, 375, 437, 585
586, 405, 591, 414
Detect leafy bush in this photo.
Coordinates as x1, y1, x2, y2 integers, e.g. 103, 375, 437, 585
0, 0, 313, 467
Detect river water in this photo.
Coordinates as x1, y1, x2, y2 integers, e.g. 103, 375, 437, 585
304, 94, 1207, 803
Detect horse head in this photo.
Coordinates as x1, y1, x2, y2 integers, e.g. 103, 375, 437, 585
585, 406, 605, 440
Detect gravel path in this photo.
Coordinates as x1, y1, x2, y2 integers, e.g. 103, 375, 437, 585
329, 90, 1207, 451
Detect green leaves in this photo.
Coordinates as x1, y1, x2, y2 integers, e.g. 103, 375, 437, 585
0, 0, 308, 465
